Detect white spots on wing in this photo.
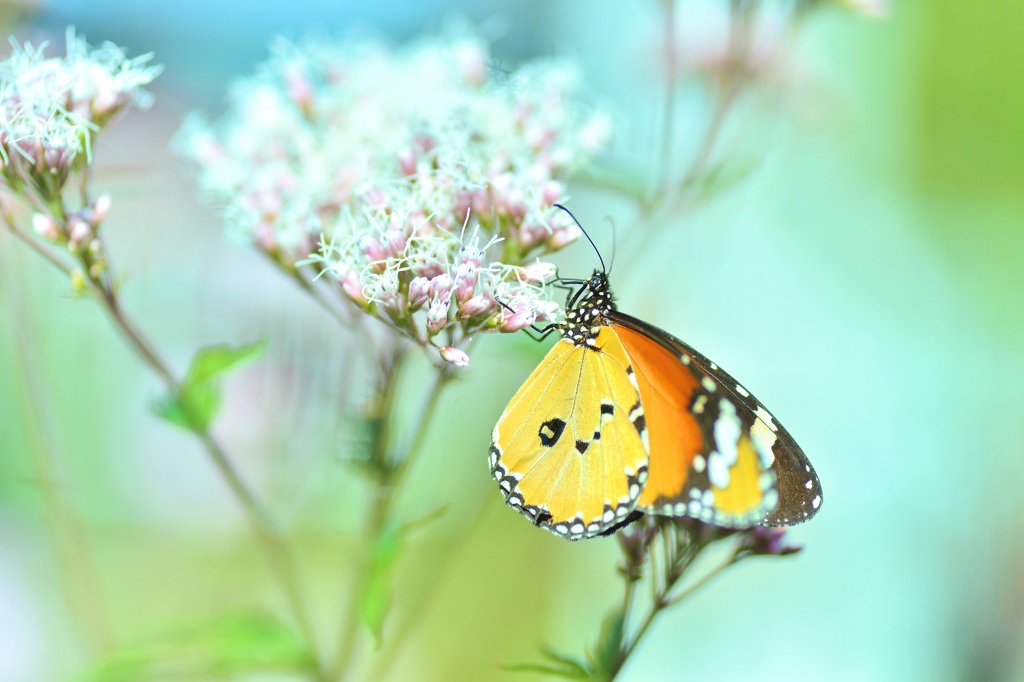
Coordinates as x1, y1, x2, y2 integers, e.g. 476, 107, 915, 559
763, 488, 779, 513
755, 405, 778, 433
688, 500, 701, 516
709, 362, 718, 370
812, 494, 822, 509
708, 455, 729, 489
750, 418, 777, 468
701, 489, 715, 508
701, 377, 717, 393
693, 454, 706, 473
735, 384, 750, 398
805, 479, 813, 489
693, 394, 708, 414
707, 399, 741, 489
681, 353, 691, 365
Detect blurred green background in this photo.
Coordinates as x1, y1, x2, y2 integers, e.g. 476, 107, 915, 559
1, 1, 1023, 680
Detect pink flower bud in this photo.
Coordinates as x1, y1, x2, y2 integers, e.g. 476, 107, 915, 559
456, 42, 487, 87
426, 298, 451, 334
520, 261, 556, 284
452, 263, 478, 303
458, 295, 494, 319
92, 194, 112, 224
408, 276, 430, 309
32, 214, 60, 242
518, 222, 549, 250
287, 74, 314, 112
429, 273, 455, 302
503, 189, 527, 220
397, 147, 418, 175
548, 223, 581, 251
541, 180, 564, 206
361, 235, 387, 265
362, 186, 387, 207
67, 216, 91, 243
439, 345, 470, 368
340, 269, 367, 306
385, 229, 407, 257
498, 307, 537, 333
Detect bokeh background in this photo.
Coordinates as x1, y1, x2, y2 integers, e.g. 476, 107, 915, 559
1, 1, 1022, 680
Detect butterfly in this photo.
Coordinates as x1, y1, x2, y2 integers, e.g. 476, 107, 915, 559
490, 248, 822, 540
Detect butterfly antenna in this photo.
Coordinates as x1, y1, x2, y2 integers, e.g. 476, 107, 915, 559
603, 215, 617, 276
553, 204, 606, 274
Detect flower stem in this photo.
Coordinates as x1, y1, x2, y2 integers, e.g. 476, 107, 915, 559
4, 215, 326, 680
607, 536, 742, 680
328, 356, 456, 681
93, 281, 326, 678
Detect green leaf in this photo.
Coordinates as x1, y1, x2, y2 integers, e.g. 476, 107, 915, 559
500, 646, 593, 679
185, 340, 267, 385
358, 508, 447, 647
77, 611, 314, 682
359, 527, 403, 647
152, 340, 266, 433
499, 662, 592, 679
585, 607, 626, 680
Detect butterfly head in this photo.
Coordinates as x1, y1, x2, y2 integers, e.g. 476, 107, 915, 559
561, 270, 616, 348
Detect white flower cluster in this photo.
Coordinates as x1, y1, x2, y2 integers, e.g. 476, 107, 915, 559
0, 28, 161, 197
178, 25, 609, 354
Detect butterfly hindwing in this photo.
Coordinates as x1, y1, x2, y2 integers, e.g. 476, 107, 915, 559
490, 327, 650, 540
610, 311, 822, 526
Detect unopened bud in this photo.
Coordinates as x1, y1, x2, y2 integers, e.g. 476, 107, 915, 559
439, 345, 470, 367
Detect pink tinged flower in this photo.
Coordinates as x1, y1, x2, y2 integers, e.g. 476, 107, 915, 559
286, 73, 315, 112
361, 235, 387, 268
458, 295, 494, 319
519, 261, 556, 284
254, 222, 278, 251
547, 221, 581, 251
67, 216, 92, 243
428, 273, 454, 302
408, 276, 430, 310
504, 189, 528, 220
425, 297, 451, 334
534, 299, 559, 322
91, 194, 111, 225
498, 303, 537, 332
745, 526, 803, 556
517, 222, 550, 250
439, 345, 470, 368
456, 42, 487, 87
397, 147, 418, 176
385, 229, 407, 257
32, 214, 61, 242
339, 269, 367, 306
453, 265, 478, 304
362, 186, 388, 207
541, 180, 564, 206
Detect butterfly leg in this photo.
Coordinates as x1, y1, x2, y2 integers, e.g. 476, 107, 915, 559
495, 295, 562, 341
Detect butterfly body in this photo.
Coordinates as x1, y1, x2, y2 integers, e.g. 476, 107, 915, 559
490, 270, 822, 540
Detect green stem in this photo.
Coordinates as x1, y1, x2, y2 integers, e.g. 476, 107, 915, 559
608, 541, 741, 680
93, 283, 326, 679
328, 356, 456, 681
5, 212, 326, 680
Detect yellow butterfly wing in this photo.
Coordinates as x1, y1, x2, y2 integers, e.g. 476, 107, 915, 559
490, 327, 650, 540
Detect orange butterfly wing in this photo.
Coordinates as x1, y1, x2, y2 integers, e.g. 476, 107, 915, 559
611, 312, 822, 527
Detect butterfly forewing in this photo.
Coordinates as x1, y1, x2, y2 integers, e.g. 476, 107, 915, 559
610, 311, 822, 527
490, 327, 650, 540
